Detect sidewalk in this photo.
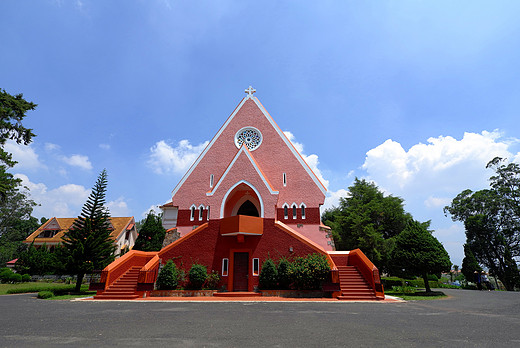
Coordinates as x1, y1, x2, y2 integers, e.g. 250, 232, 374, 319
82, 295, 403, 302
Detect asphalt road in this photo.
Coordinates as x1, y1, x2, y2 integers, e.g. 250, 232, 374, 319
1, 289, 519, 347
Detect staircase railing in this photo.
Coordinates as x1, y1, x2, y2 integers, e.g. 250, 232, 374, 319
137, 254, 160, 291
98, 250, 158, 290
347, 249, 384, 299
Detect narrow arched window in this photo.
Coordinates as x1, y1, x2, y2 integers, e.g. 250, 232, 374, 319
190, 206, 196, 221
284, 205, 288, 219
283, 173, 287, 187
301, 205, 306, 219
292, 204, 297, 219
199, 206, 204, 221
210, 174, 214, 188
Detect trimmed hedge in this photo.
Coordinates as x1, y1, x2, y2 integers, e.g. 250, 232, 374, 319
37, 291, 54, 299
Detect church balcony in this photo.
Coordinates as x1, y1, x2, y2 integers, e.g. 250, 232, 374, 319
220, 215, 263, 237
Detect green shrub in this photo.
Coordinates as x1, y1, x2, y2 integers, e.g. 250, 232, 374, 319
10, 273, 22, 283
259, 258, 278, 289
382, 277, 404, 289
292, 254, 330, 290
391, 285, 416, 294
0, 268, 14, 283
22, 274, 31, 282
204, 270, 221, 290
37, 291, 54, 299
156, 260, 179, 290
188, 264, 207, 290
277, 258, 293, 289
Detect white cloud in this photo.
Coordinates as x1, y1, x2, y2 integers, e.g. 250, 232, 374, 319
15, 174, 90, 218
284, 131, 329, 189
141, 205, 162, 218
4, 140, 44, 170
99, 144, 110, 150
424, 196, 451, 209
106, 197, 130, 216
148, 139, 209, 175
322, 188, 349, 212
44, 143, 60, 152
61, 154, 93, 170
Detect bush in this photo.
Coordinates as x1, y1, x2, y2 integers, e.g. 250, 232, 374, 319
204, 270, 221, 290
22, 274, 31, 282
292, 254, 330, 290
37, 291, 54, 299
382, 277, 405, 289
391, 285, 416, 294
10, 273, 22, 283
156, 260, 179, 290
0, 268, 14, 283
259, 258, 278, 289
277, 258, 293, 289
188, 264, 207, 290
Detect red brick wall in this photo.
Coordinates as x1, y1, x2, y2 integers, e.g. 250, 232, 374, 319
159, 219, 327, 290
276, 207, 321, 224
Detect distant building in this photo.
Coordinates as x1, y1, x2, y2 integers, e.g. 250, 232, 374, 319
24, 217, 137, 257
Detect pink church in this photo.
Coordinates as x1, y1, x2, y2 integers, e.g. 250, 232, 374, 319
93, 87, 384, 300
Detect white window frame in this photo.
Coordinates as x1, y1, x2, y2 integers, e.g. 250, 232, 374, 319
190, 205, 196, 221
198, 205, 204, 221
252, 258, 259, 276
283, 203, 289, 219
283, 172, 287, 187
210, 174, 214, 188
222, 258, 229, 276
292, 203, 297, 219
300, 203, 306, 220
207, 206, 210, 221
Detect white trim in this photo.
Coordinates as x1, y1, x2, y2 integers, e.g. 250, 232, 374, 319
198, 204, 205, 221
207, 146, 279, 197
251, 97, 327, 195
219, 180, 265, 218
222, 258, 229, 276
207, 206, 210, 221
252, 258, 259, 276
234, 126, 263, 151
283, 203, 289, 219
190, 204, 196, 221
171, 97, 249, 197
300, 203, 307, 219
291, 203, 298, 219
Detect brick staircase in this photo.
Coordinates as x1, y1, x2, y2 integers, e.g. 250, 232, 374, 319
93, 266, 140, 300
337, 265, 377, 301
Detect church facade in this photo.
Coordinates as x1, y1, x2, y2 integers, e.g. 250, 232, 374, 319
93, 88, 384, 300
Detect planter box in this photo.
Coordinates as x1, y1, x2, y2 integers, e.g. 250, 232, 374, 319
150, 290, 218, 297
259, 290, 327, 298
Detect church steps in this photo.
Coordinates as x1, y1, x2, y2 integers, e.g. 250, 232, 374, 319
335, 265, 378, 301
93, 266, 141, 300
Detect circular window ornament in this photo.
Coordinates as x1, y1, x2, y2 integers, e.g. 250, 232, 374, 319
235, 127, 262, 151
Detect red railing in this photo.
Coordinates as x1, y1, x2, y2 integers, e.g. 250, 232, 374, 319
347, 249, 384, 299
101, 250, 158, 290
138, 254, 160, 284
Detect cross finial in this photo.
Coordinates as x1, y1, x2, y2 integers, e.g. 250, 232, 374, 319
245, 86, 256, 97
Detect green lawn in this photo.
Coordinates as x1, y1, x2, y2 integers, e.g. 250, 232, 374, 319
0, 282, 88, 295
385, 290, 447, 301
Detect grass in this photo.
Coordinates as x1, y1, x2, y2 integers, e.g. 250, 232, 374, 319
386, 290, 447, 301
0, 282, 88, 295
48, 290, 96, 300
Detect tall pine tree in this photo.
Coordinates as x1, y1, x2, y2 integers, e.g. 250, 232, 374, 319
59, 169, 115, 292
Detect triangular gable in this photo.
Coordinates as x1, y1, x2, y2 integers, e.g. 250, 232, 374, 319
207, 145, 278, 197
171, 92, 326, 197
42, 217, 60, 230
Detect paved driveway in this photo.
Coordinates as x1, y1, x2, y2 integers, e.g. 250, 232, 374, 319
1, 289, 519, 347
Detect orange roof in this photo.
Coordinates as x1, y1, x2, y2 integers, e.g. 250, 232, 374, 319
24, 217, 135, 245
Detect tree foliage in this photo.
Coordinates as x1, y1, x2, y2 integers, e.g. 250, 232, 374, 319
461, 243, 481, 281
156, 260, 179, 290
133, 211, 166, 251
16, 242, 57, 276
0, 215, 40, 267
259, 258, 278, 289
58, 170, 115, 292
390, 220, 451, 292
322, 178, 412, 269
0, 89, 37, 200
445, 157, 520, 290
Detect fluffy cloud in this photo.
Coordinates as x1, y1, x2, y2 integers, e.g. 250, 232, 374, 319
61, 154, 93, 170
148, 139, 209, 175
284, 131, 329, 189
15, 174, 90, 218
107, 197, 131, 216
4, 140, 44, 170
322, 188, 349, 211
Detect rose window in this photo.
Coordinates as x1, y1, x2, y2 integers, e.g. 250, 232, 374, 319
235, 127, 262, 151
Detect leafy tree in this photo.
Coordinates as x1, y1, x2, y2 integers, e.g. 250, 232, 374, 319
461, 244, 481, 282
445, 157, 520, 290
156, 260, 179, 290
322, 178, 412, 269
259, 258, 278, 289
390, 220, 451, 293
15, 242, 57, 276
133, 211, 166, 251
58, 170, 116, 292
0, 89, 37, 200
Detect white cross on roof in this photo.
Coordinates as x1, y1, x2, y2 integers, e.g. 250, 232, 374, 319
245, 86, 256, 97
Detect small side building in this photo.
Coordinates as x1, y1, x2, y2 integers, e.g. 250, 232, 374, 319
24, 217, 137, 257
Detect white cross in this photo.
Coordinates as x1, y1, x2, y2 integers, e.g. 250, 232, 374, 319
245, 86, 256, 97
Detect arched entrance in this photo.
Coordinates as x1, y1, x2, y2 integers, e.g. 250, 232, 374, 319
221, 181, 263, 218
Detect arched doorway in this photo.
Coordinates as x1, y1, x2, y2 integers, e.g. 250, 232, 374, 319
221, 181, 263, 218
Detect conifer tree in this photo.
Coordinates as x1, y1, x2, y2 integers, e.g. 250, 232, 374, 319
59, 169, 115, 292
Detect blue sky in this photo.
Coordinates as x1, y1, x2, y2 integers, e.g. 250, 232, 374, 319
2, 1, 520, 266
